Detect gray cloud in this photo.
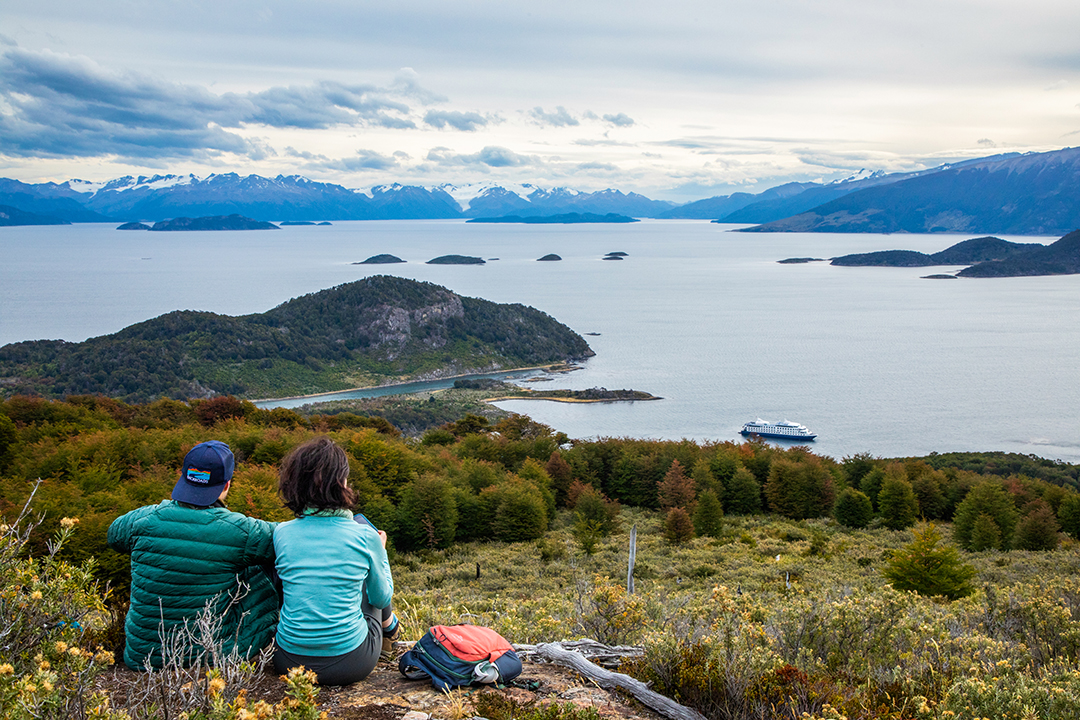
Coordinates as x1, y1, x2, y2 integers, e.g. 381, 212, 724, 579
0, 48, 431, 159
286, 147, 400, 171
528, 106, 579, 127
423, 110, 489, 131
576, 161, 619, 171
603, 113, 635, 127
426, 145, 538, 168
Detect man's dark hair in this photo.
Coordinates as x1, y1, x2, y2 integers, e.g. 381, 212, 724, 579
278, 436, 356, 516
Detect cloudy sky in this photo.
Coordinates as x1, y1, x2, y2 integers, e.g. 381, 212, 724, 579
2, 0, 1079, 201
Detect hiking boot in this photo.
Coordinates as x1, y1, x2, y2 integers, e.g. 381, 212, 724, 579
380, 636, 396, 663
380, 618, 401, 662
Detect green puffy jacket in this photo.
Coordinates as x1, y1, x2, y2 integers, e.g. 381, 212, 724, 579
108, 500, 279, 670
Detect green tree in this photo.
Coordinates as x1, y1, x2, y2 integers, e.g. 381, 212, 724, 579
952, 481, 1019, 551
516, 457, 557, 523
1058, 493, 1080, 540
878, 474, 919, 530
909, 466, 948, 520
396, 474, 458, 550
842, 452, 878, 489
1012, 499, 1060, 551
969, 513, 1002, 551
572, 482, 621, 536
484, 479, 548, 543
859, 467, 886, 510
692, 488, 724, 538
0, 411, 15, 473
764, 457, 836, 520
834, 487, 874, 529
692, 457, 723, 500
725, 467, 762, 515
882, 524, 975, 600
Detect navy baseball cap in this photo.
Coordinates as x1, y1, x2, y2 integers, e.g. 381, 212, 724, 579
173, 440, 235, 506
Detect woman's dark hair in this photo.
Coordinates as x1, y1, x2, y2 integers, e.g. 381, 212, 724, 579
278, 436, 355, 516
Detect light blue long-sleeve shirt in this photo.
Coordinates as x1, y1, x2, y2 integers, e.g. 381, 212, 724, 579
273, 509, 394, 656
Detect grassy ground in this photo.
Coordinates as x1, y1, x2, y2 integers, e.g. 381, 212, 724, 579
390, 509, 1080, 720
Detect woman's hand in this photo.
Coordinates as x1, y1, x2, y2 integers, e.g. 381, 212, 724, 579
377, 529, 388, 548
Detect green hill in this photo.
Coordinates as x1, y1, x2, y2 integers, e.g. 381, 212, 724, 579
0, 276, 594, 402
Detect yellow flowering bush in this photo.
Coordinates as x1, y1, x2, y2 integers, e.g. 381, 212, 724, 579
0, 504, 120, 719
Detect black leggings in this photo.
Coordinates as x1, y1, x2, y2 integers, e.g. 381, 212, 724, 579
273, 605, 393, 686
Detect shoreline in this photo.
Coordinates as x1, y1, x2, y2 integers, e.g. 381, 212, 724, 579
483, 395, 660, 404
250, 364, 578, 403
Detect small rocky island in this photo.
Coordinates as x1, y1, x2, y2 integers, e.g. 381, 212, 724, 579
116, 222, 151, 230
778, 257, 825, 264
467, 212, 639, 224
472, 383, 661, 403
537, 254, 562, 261
354, 254, 406, 264
427, 255, 485, 265
149, 214, 279, 231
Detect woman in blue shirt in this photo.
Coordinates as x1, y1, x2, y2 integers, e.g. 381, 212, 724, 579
273, 436, 400, 685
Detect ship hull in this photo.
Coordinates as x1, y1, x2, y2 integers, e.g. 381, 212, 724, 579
740, 429, 817, 441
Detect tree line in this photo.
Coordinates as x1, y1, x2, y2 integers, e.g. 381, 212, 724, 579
2, 394, 1078, 594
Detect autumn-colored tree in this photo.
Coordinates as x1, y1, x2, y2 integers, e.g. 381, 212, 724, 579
545, 450, 575, 505
657, 459, 696, 510
192, 395, 250, 426
664, 506, 695, 544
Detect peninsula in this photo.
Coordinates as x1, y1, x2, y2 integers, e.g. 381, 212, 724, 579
0, 276, 593, 402
483, 386, 660, 403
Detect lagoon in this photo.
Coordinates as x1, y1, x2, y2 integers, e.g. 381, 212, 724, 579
2, 220, 1078, 462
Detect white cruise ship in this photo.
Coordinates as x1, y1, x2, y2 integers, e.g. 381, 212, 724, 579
740, 419, 817, 441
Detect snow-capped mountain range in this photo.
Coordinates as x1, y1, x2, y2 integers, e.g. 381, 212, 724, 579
3, 147, 1079, 235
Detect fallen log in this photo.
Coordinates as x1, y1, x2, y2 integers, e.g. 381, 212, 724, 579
531, 642, 707, 720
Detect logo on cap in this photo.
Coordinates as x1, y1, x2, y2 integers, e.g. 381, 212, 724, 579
186, 467, 212, 485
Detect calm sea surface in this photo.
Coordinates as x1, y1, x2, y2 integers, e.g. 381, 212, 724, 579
2, 220, 1078, 462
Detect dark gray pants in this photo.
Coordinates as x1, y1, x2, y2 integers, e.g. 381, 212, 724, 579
273, 604, 393, 686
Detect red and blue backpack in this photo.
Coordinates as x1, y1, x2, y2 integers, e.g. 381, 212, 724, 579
398, 624, 522, 691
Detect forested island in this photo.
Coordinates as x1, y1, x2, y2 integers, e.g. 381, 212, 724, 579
427, 254, 486, 264
826, 232, 1080, 277
149, 214, 279, 231
0, 276, 593, 402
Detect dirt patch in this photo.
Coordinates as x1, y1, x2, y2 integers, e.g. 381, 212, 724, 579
95, 645, 665, 720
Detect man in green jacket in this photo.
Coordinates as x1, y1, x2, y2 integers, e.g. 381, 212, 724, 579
108, 440, 279, 670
